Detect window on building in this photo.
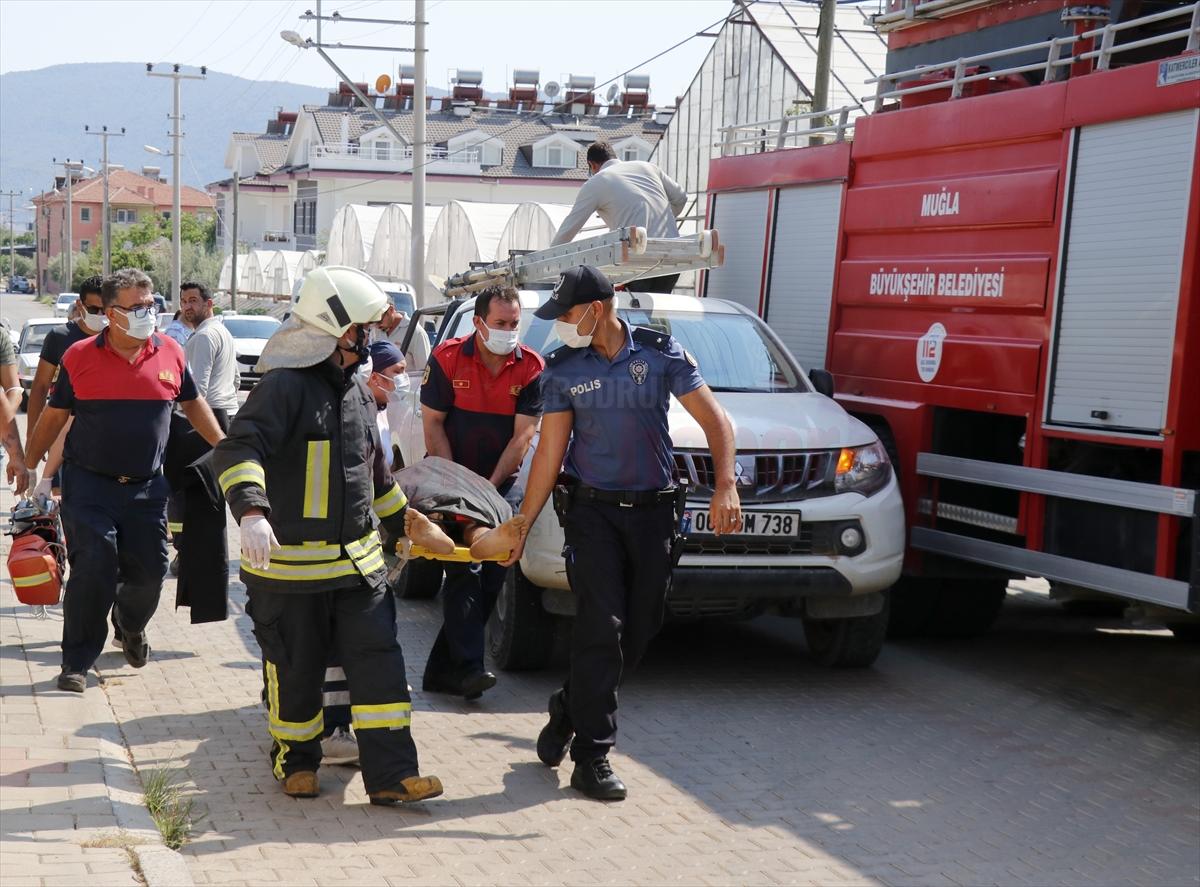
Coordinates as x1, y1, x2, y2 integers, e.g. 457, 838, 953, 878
374, 140, 390, 161
293, 199, 317, 236
80, 240, 91, 252
622, 145, 641, 162
161, 211, 171, 221
547, 145, 564, 167
80, 207, 91, 222
114, 209, 137, 224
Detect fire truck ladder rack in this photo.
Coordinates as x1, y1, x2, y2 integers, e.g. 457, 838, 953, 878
865, 1, 1200, 110
443, 226, 725, 298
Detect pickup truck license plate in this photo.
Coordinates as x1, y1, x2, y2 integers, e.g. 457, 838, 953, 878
687, 509, 800, 537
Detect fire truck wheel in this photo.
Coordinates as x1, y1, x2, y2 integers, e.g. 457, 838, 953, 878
487, 565, 553, 671
886, 577, 939, 638
397, 557, 443, 600
802, 597, 889, 668
924, 578, 1008, 638
1167, 623, 1200, 643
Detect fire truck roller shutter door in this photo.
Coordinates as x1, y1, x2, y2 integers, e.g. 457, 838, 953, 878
764, 183, 844, 373
1048, 109, 1198, 432
704, 190, 771, 313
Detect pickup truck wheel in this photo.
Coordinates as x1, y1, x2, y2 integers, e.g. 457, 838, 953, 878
487, 565, 553, 671
397, 557, 443, 600
925, 578, 1008, 637
802, 596, 889, 667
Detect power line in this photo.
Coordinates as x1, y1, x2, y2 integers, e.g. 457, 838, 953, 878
159, 0, 216, 62
184, 1, 253, 66
224, 6, 735, 209
207, 0, 296, 69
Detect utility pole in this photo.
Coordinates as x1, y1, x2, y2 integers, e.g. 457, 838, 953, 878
413, 0, 426, 303
147, 64, 206, 306
0, 189, 19, 281
285, 3, 423, 295
85, 125, 126, 274
230, 173, 239, 311
810, 0, 837, 145
53, 159, 85, 290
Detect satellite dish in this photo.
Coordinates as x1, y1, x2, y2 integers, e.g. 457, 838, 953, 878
543, 80, 560, 99
605, 83, 620, 103
376, 74, 392, 93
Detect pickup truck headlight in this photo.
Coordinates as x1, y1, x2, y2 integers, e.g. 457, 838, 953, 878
834, 441, 891, 497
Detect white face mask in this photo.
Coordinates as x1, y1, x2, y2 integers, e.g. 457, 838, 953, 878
114, 307, 157, 340
480, 324, 520, 356
390, 373, 411, 397
554, 306, 598, 349
82, 311, 109, 333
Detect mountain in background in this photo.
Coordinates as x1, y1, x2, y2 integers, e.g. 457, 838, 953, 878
0, 63, 459, 211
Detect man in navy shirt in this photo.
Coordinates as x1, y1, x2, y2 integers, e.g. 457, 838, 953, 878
25, 268, 225, 693
505, 266, 742, 801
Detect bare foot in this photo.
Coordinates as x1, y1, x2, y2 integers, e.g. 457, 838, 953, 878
468, 514, 528, 561
405, 510, 455, 555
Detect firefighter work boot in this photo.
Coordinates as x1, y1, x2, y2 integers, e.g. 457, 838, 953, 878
57, 669, 86, 693
281, 771, 320, 798
320, 727, 360, 766
368, 774, 444, 806
536, 688, 573, 767
571, 756, 627, 801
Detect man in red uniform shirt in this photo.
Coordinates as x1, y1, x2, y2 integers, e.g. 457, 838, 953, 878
420, 285, 544, 698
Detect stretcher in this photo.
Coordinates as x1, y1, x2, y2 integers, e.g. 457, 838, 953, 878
408, 544, 509, 563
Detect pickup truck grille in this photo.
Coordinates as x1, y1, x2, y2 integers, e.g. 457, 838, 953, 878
674, 451, 835, 502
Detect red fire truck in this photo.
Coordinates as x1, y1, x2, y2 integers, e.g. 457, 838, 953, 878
703, 0, 1199, 638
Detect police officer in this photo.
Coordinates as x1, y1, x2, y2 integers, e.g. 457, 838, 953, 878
504, 265, 742, 800
213, 266, 445, 805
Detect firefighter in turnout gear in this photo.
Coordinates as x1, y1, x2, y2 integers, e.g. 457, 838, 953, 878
213, 266, 445, 805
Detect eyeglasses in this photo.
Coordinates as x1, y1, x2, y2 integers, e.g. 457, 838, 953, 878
83, 305, 105, 316
112, 303, 157, 320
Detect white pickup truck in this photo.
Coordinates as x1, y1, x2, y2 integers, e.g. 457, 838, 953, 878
391, 289, 905, 667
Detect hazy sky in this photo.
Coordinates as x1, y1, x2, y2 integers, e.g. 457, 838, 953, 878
1, 0, 736, 103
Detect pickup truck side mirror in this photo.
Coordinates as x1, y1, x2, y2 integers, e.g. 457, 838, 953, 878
808, 368, 835, 398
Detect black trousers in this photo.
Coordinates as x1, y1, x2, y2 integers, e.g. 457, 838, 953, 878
561, 497, 675, 762
60, 465, 170, 672
246, 582, 419, 792
634, 273, 679, 294
424, 560, 506, 680
423, 478, 518, 681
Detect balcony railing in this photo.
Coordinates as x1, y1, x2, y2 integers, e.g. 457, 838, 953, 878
262, 230, 291, 243
309, 143, 483, 173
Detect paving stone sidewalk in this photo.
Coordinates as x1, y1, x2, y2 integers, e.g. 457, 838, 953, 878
0, 484, 191, 887
3, 485, 1198, 886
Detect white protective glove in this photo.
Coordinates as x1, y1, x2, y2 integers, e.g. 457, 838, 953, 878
240, 513, 280, 570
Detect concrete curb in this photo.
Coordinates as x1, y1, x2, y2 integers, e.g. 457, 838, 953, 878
94, 682, 196, 887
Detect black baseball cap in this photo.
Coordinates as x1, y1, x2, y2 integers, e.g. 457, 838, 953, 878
534, 265, 615, 320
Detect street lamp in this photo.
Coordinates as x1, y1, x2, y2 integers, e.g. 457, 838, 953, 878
278, 0, 426, 299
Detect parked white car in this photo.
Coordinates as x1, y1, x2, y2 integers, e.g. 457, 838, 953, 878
216, 314, 281, 388
53, 292, 78, 318
15, 318, 62, 410
392, 290, 905, 668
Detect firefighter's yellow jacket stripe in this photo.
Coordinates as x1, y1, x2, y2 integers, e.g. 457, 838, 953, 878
268, 710, 324, 741
167, 521, 184, 534
218, 461, 266, 494
13, 572, 54, 588
372, 483, 407, 519
351, 702, 412, 731
239, 530, 386, 581
303, 440, 331, 519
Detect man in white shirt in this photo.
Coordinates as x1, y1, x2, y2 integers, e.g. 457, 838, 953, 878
182, 284, 239, 416
551, 141, 688, 293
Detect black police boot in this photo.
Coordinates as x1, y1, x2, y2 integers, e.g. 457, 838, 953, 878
570, 756, 627, 801
536, 688, 573, 767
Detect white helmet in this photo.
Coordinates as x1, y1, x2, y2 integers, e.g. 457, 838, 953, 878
293, 266, 388, 337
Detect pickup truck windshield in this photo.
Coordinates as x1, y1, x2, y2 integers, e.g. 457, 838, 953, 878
449, 304, 804, 394
222, 318, 281, 339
